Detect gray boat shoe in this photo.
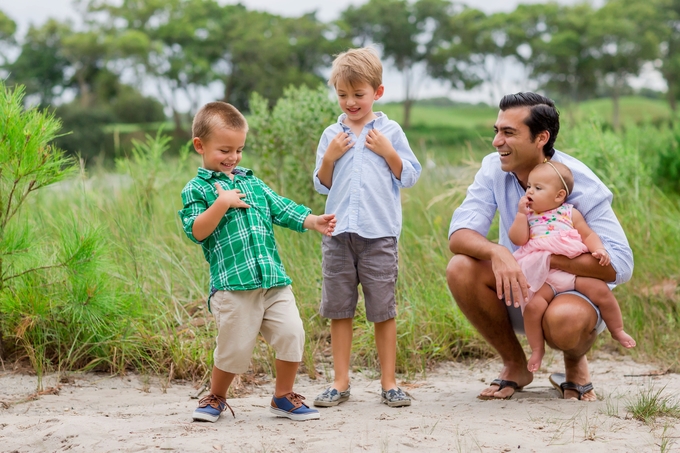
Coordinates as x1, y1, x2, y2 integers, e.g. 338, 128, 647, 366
313, 385, 351, 407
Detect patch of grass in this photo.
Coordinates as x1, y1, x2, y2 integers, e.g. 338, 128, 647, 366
626, 386, 680, 424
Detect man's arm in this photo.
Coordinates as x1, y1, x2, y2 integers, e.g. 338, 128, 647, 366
550, 254, 617, 282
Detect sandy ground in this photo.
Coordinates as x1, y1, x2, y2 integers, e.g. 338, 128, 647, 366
1, 351, 679, 453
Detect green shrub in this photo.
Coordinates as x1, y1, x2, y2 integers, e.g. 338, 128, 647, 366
53, 102, 117, 162
247, 84, 338, 213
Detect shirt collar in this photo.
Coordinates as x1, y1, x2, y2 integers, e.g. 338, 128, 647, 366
196, 166, 251, 181
336, 111, 388, 131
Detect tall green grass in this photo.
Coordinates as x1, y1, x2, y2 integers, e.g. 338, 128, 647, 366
2, 104, 679, 383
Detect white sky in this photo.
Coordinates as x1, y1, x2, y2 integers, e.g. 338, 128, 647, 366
4, 0, 663, 106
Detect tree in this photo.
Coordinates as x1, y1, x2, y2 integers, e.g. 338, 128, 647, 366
0, 9, 16, 66
5, 19, 71, 106
655, 0, 680, 112
589, 0, 659, 129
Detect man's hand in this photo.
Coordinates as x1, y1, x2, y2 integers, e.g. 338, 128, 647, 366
365, 129, 395, 158
490, 246, 529, 307
304, 214, 337, 236
517, 195, 532, 216
592, 248, 611, 266
214, 183, 250, 210
325, 131, 354, 163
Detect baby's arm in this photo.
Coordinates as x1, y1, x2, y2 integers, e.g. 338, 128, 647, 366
508, 195, 532, 246
364, 129, 403, 179
192, 183, 250, 241
572, 208, 610, 266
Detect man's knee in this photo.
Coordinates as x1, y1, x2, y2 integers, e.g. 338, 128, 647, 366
543, 295, 597, 351
446, 254, 481, 288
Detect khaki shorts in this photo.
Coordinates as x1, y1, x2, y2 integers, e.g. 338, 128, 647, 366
320, 233, 398, 323
210, 286, 305, 374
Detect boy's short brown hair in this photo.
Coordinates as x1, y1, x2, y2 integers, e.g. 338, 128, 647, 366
192, 101, 248, 140
328, 47, 383, 90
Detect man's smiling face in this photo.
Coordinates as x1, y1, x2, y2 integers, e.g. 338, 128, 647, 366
492, 107, 548, 185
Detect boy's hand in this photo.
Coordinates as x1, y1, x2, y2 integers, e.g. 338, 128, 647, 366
306, 214, 337, 236
214, 183, 250, 209
592, 248, 611, 266
517, 195, 531, 216
365, 129, 395, 158
325, 132, 354, 163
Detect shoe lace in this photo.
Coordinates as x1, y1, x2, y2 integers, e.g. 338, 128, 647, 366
198, 393, 235, 418
287, 392, 309, 408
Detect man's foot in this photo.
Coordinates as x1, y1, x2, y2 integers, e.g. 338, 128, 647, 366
611, 330, 636, 348
270, 392, 320, 421
527, 349, 544, 373
192, 394, 235, 422
558, 354, 597, 401
549, 373, 597, 401
477, 366, 533, 400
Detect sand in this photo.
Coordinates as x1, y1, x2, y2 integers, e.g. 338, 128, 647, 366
1, 351, 679, 453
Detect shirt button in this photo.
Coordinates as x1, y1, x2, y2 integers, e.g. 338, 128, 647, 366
259, 254, 263, 258
252, 227, 256, 231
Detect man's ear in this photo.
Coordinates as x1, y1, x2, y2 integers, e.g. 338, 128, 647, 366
193, 137, 204, 154
535, 130, 550, 149
374, 85, 385, 101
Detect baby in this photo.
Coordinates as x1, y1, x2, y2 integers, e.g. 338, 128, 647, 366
508, 161, 636, 373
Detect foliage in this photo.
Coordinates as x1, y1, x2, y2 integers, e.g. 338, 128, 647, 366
53, 103, 117, 162
247, 84, 338, 213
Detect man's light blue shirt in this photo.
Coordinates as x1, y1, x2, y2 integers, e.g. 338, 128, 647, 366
314, 112, 422, 239
448, 151, 633, 285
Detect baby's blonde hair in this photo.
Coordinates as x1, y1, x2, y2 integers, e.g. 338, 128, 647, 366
328, 47, 383, 90
537, 161, 574, 194
192, 101, 248, 141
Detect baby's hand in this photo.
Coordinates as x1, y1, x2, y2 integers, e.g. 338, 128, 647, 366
214, 183, 250, 209
592, 248, 610, 266
325, 131, 353, 163
517, 195, 531, 216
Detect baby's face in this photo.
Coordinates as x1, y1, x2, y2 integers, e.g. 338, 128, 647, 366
524, 165, 566, 213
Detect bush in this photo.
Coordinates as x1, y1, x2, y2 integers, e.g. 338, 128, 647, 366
247, 84, 338, 213
53, 102, 117, 162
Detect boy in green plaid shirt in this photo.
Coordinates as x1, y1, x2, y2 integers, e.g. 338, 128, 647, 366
179, 101, 336, 423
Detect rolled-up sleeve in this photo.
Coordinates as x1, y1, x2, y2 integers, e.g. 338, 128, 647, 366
178, 182, 208, 244
448, 154, 498, 239
392, 130, 421, 189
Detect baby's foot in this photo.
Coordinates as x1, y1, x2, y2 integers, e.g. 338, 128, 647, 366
611, 330, 636, 348
527, 350, 544, 373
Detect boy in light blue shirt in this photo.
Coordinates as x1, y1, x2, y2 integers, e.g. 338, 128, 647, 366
312, 47, 422, 408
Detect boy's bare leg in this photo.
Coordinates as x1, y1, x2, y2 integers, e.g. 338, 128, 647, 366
274, 359, 300, 397
374, 318, 398, 390
330, 318, 353, 391
524, 284, 555, 373
574, 277, 636, 348
210, 365, 236, 397
446, 255, 533, 399
543, 294, 598, 401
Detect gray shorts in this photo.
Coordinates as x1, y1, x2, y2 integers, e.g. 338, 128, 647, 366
320, 233, 398, 323
508, 290, 607, 335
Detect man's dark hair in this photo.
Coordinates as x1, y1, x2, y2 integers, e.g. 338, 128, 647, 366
499, 92, 560, 158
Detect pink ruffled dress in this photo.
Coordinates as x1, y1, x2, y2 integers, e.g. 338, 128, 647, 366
513, 203, 589, 310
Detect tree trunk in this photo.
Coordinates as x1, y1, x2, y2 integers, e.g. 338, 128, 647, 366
403, 99, 412, 130
611, 76, 623, 131
667, 78, 677, 113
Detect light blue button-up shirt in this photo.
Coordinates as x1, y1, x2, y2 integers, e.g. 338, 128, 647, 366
313, 112, 422, 239
448, 151, 634, 285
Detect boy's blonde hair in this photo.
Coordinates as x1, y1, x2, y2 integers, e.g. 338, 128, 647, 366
192, 101, 248, 140
328, 47, 383, 90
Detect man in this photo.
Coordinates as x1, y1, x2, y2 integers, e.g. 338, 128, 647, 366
446, 92, 633, 400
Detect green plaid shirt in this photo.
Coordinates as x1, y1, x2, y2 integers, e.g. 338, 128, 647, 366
179, 166, 311, 292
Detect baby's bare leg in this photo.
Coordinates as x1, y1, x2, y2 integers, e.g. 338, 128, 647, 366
574, 277, 636, 348
524, 284, 556, 372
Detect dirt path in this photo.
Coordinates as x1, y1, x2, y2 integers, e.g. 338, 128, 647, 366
1, 351, 678, 453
